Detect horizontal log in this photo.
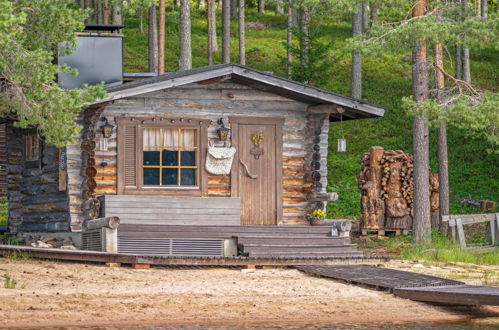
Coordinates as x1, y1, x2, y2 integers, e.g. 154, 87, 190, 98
283, 206, 306, 213
283, 178, 305, 186
208, 186, 230, 194
95, 186, 117, 195
83, 216, 120, 230
208, 176, 230, 184
306, 192, 339, 202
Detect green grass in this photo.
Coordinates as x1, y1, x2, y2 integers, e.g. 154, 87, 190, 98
400, 230, 499, 265
122, 7, 498, 219
0, 196, 7, 226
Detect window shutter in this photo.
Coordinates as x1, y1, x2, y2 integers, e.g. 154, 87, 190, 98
123, 125, 137, 188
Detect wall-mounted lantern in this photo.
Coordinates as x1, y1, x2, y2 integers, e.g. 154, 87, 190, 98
99, 117, 114, 151
101, 117, 114, 138
337, 109, 346, 152
216, 118, 230, 142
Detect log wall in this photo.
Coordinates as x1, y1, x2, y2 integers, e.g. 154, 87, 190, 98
6, 124, 70, 232
69, 80, 331, 226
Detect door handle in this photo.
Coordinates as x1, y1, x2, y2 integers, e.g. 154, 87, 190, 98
239, 159, 258, 179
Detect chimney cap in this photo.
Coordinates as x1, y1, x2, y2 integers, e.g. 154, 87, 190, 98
84, 24, 124, 33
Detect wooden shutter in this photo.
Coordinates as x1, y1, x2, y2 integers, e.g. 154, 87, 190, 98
118, 122, 138, 193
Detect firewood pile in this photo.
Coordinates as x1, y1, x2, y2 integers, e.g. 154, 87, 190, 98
359, 147, 440, 231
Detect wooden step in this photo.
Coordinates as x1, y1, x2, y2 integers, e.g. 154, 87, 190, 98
237, 237, 349, 245
119, 224, 334, 234
240, 244, 359, 253
118, 231, 336, 240
247, 251, 364, 258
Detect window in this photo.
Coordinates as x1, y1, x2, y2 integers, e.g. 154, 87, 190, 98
25, 131, 40, 161
142, 127, 198, 186
117, 117, 208, 195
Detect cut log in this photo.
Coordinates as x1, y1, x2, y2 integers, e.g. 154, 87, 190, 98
83, 216, 121, 230
307, 192, 339, 202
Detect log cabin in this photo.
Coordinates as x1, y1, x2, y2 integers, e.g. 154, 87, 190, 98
2, 30, 385, 257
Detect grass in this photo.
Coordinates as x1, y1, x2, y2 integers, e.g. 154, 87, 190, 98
121, 7, 498, 219
357, 230, 499, 265
2, 274, 24, 289
0, 196, 7, 226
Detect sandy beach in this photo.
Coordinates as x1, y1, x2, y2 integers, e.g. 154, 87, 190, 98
0, 257, 498, 328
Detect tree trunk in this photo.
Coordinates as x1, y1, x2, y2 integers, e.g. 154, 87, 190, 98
455, 45, 462, 79
112, 1, 123, 26
84, 0, 92, 24
158, 0, 166, 74
258, 0, 265, 13
434, 41, 449, 232
351, 5, 362, 99
298, 5, 310, 78
222, 0, 231, 63
275, 0, 284, 15
461, 0, 471, 83
208, 0, 214, 65
370, 3, 378, 26
412, 0, 431, 244
95, 0, 103, 24
148, 2, 159, 73
287, 0, 293, 78
361, 1, 369, 32
179, 0, 192, 71
238, 0, 245, 65
209, 0, 218, 51
231, 0, 238, 19
198, 0, 206, 9
481, 0, 488, 19
103, 0, 109, 25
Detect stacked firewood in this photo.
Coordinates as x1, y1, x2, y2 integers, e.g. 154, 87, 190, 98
359, 147, 439, 231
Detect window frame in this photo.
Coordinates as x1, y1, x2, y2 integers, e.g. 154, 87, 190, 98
24, 130, 41, 163
116, 117, 209, 196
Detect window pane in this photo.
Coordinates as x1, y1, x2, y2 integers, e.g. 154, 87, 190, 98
143, 151, 160, 165
180, 150, 195, 166
163, 128, 179, 148
143, 128, 161, 150
143, 168, 159, 185
181, 169, 196, 185
162, 168, 178, 185
180, 129, 196, 147
162, 150, 178, 166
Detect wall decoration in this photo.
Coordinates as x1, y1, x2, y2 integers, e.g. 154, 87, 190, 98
250, 131, 264, 159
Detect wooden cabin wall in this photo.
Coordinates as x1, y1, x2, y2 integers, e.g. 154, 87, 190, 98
6, 125, 70, 232
71, 80, 330, 226
0, 123, 7, 195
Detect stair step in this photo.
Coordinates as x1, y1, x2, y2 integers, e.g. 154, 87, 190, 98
119, 232, 335, 239
247, 251, 364, 258
237, 237, 349, 245
120, 224, 333, 234
241, 244, 359, 253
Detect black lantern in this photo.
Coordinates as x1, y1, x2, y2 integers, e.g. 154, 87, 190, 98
216, 118, 230, 141
101, 117, 114, 138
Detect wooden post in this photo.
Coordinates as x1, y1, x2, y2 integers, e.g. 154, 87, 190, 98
455, 218, 466, 249
58, 147, 67, 191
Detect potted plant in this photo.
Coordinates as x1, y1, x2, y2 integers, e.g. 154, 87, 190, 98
306, 209, 326, 226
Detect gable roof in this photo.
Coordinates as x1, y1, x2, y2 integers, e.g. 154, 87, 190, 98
92, 63, 384, 121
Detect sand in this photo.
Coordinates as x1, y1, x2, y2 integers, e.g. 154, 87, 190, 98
0, 257, 498, 328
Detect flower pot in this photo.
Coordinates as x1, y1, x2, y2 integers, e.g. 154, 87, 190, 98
309, 218, 325, 226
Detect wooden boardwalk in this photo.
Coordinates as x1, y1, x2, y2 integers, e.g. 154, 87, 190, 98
0, 244, 386, 267
296, 265, 499, 306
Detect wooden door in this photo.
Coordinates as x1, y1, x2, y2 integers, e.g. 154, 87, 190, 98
231, 118, 283, 225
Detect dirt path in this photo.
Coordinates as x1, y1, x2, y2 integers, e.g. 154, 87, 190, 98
0, 258, 498, 328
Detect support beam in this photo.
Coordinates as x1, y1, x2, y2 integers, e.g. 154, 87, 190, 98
307, 105, 343, 114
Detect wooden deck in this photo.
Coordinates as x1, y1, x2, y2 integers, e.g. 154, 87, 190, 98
296, 265, 499, 306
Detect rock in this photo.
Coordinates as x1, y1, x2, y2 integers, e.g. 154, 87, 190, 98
62, 238, 73, 246
413, 264, 424, 268
42, 236, 56, 243
32, 240, 50, 248
60, 245, 77, 250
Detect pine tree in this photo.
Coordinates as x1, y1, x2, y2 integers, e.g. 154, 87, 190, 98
179, 0, 192, 71
238, 0, 246, 65
222, 0, 231, 63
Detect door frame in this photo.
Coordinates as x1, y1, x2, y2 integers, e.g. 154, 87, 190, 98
229, 117, 284, 224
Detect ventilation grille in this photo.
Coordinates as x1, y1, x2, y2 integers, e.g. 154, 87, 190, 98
82, 229, 102, 251
118, 237, 225, 256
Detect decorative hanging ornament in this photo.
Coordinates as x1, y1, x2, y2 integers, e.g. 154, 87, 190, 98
250, 131, 264, 159
337, 110, 346, 152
